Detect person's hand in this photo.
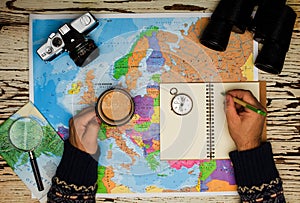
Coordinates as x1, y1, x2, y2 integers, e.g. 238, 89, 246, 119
225, 89, 266, 151
68, 106, 100, 154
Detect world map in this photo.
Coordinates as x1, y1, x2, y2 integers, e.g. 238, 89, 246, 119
30, 13, 257, 196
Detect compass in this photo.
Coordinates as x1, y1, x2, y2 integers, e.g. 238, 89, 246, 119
170, 87, 193, 116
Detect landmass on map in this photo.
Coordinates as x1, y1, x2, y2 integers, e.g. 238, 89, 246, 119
30, 13, 256, 195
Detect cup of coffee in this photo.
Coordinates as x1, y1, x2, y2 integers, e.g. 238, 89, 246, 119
95, 88, 135, 126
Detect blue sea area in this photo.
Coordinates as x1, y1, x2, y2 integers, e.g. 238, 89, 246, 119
34, 79, 72, 128
31, 14, 238, 195
93, 18, 138, 45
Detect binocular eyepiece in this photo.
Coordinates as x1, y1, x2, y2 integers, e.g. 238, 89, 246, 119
200, 0, 296, 74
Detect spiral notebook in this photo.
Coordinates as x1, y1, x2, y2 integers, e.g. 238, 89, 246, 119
160, 82, 266, 160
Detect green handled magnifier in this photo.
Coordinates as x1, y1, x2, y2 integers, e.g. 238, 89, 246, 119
9, 117, 44, 191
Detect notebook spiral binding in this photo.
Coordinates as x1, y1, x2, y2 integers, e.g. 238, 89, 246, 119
206, 83, 215, 159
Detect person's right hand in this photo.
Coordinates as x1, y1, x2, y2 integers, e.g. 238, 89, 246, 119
225, 89, 266, 151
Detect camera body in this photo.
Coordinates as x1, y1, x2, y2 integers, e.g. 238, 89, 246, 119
37, 12, 99, 67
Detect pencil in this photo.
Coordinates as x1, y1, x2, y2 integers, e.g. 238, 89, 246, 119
232, 97, 267, 117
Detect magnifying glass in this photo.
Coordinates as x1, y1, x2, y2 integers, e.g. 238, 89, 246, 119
9, 117, 44, 191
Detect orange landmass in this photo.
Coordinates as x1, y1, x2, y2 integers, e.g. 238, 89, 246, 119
190, 18, 253, 81
147, 87, 159, 98
157, 29, 216, 83
102, 166, 116, 193
107, 150, 112, 159
152, 139, 160, 151
158, 18, 253, 83
206, 179, 237, 191
163, 186, 198, 193
125, 37, 149, 90
111, 185, 133, 193
106, 128, 139, 167
120, 163, 131, 170
79, 69, 98, 104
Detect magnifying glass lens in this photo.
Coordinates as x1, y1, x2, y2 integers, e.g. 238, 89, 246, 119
9, 117, 43, 151
9, 117, 44, 191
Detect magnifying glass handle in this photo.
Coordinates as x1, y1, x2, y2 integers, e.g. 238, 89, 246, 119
28, 151, 44, 191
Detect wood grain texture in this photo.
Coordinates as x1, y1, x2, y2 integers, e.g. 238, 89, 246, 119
0, 0, 299, 202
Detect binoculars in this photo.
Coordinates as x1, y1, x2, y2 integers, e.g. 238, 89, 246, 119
200, 0, 296, 74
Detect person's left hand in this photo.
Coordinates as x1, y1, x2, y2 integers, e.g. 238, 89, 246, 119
68, 106, 100, 154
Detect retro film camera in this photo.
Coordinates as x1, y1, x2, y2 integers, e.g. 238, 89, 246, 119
37, 12, 99, 67
200, 0, 296, 74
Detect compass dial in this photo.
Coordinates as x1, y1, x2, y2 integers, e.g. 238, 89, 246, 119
171, 93, 193, 116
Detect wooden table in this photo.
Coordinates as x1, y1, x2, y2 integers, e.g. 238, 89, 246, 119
0, 0, 299, 202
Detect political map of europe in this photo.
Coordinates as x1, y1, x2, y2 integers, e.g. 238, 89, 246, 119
30, 13, 256, 196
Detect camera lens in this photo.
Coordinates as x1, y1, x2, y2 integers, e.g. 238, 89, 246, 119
69, 39, 99, 67
52, 37, 63, 47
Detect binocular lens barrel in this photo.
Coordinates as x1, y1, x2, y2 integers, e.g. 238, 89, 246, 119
230, 0, 257, 33
200, 0, 257, 51
255, 5, 296, 74
251, 0, 287, 43
200, 20, 232, 51
200, 0, 296, 74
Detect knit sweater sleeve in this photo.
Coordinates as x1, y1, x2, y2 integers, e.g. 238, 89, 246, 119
47, 139, 100, 203
229, 142, 285, 203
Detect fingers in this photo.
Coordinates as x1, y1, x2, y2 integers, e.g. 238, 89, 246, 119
225, 94, 240, 123
68, 118, 85, 150
72, 107, 99, 138
74, 106, 98, 127
74, 106, 95, 119
81, 120, 100, 154
226, 89, 265, 112
224, 89, 265, 151
227, 89, 255, 103
68, 106, 101, 154
85, 118, 100, 139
